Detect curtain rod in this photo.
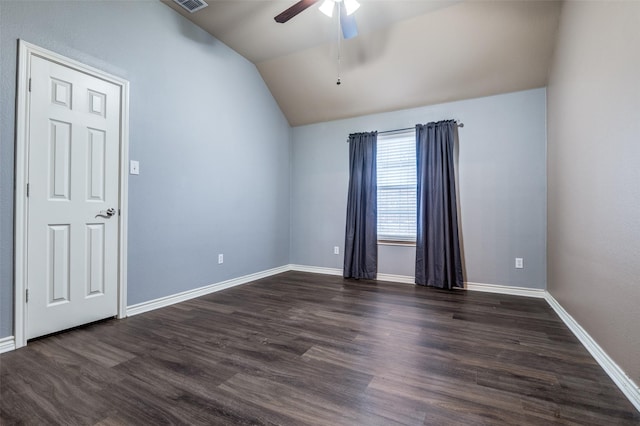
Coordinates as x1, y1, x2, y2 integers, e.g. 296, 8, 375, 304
379, 121, 464, 135
347, 121, 464, 142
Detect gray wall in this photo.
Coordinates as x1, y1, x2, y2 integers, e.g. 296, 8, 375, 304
0, 1, 291, 337
547, 2, 640, 384
291, 89, 547, 289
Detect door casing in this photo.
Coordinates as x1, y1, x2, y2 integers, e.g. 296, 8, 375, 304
14, 40, 130, 348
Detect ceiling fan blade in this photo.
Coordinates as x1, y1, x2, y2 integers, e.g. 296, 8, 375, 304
274, 0, 320, 23
340, 3, 358, 39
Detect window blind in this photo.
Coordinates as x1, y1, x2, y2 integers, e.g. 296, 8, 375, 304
376, 130, 417, 242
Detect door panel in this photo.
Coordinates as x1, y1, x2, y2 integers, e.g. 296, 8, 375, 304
49, 120, 72, 200
48, 224, 70, 304
27, 55, 121, 339
87, 128, 106, 201
86, 223, 106, 297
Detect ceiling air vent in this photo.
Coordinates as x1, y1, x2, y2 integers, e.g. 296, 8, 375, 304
173, 0, 208, 13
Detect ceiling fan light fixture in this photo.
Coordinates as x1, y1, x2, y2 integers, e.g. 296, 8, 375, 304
319, 0, 334, 18
344, 0, 360, 16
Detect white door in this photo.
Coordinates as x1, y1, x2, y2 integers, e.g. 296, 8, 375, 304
26, 55, 121, 339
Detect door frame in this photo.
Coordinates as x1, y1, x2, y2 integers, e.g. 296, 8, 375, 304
14, 40, 130, 348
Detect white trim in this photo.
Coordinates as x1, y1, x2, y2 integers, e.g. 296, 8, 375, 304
377, 241, 416, 247
10, 240, 640, 415
288, 266, 549, 293
377, 273, 414, 284
289, 266, 639, 411
13, 41, 130, 348
13, 40, 30, 350
545, 292, 640, 412
288, 265, 417, 284
465, 281, 546, 298
0, 336, 16, 354
117, 68, 130, 320
289, 264, 342, 276
126, 265, 290, 317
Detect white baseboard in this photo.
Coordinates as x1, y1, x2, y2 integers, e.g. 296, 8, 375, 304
8, 261, 639, 413
376, 273, 415, 284
465, 281, 546, 298
288, 266, 547, 292
126, 265, 290, 317
289, 265, 416, 285
289, 264, 342, 276
0, 336, 16, 354
289, 265, 638, 412
544, 292, 640, 412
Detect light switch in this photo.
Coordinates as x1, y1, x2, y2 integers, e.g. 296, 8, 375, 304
130, 160, 140, 175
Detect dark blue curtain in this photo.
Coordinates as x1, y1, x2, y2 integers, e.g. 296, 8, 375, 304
415, 121, 463, 289
344, 132, 377, 279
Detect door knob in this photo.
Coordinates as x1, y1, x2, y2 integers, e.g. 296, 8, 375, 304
95, 208, 116, 219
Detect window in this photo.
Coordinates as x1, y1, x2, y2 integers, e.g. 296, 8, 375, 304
376, 130, 417, 243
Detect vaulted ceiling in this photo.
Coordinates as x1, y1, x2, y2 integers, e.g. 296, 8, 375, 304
162, 0, 562, 126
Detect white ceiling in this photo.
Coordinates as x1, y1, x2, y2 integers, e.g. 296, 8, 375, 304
162, 0, 562, 126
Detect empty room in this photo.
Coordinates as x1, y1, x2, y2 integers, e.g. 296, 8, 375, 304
0, 0, 638, 424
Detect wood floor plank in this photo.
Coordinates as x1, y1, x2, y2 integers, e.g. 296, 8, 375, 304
1, 271, 638, 425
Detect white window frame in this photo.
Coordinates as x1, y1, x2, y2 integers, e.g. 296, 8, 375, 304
376, 129, 417, 244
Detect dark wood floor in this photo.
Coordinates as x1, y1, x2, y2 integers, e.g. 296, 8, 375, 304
1, 271, 638, 425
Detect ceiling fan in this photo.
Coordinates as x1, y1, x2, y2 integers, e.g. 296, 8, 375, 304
274, 0, 361, 39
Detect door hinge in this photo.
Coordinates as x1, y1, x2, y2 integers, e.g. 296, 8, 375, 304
26, 289, 29, 303
28, 78, 32, 92
26, 183, 30, 197
118, 208, 121, 216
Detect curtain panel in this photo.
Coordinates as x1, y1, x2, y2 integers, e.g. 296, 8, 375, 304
344, 132, 378, 279
415, 121, 463, 289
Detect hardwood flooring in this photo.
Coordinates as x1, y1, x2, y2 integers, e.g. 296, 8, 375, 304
1, 271, 638, 425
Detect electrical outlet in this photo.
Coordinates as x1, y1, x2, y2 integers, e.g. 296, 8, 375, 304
218, 254, 223, 264
515, 257, 523, 269
129, 160, 140, 175
334, 246, 340, 255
